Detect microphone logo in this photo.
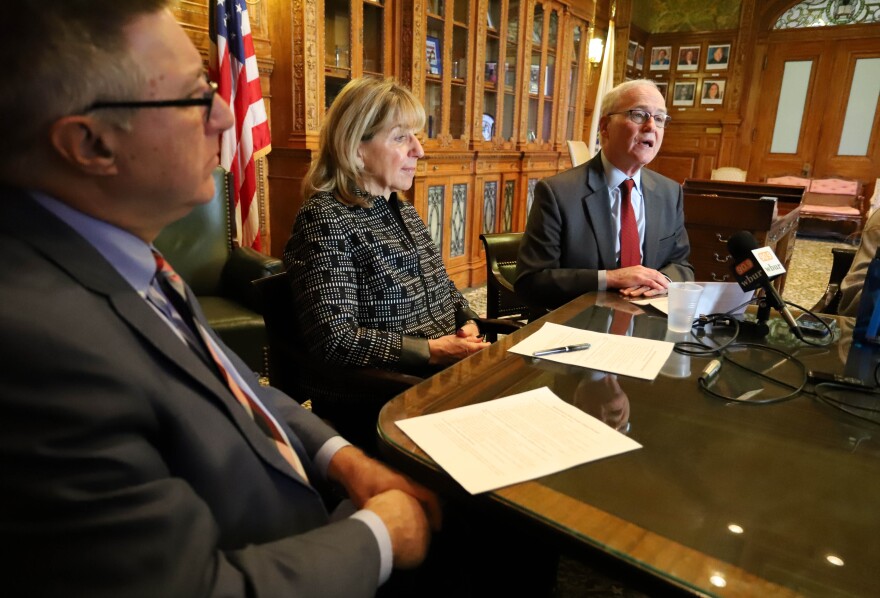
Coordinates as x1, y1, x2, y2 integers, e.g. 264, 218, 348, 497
734, 258, 755, 277
753, 247, 786, 277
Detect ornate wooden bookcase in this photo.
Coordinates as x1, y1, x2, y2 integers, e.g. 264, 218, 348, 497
260, 0, 594, 284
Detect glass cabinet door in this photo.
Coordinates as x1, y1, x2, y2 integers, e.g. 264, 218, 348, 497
526, 1, 561, 147
325, 0, 352, 108
502, 0, 521, 141
324, 0, 390, 109
479, 0, 521, 147
564, 19, 586, 142
425, 1, 444, 138
424, 0, 471, 143
450, 0, 470, 139
362, 1, 385, 78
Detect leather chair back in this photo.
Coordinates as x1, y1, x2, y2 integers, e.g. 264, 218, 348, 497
153, 167, 283, 376
154, 167, 232, 296
255, 272, 422, 450
480, 232, 529, 339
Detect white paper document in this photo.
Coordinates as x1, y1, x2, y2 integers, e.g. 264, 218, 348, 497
507, 322, 673, 380
632, 282, 754, 317
396, 387, 642, 494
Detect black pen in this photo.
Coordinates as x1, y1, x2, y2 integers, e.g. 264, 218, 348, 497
532, 343, 592, 357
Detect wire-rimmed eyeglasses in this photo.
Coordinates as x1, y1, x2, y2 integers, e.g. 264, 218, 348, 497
84, 80, 218, 122
607, 109, 671, 129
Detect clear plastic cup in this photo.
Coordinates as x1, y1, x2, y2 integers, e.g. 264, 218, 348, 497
667, 282, 703, 333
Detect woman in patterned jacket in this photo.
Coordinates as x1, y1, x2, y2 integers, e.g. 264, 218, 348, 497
283, 78, 489, 431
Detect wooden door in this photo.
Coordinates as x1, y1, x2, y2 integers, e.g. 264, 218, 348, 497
750, 37, 880, 184
813, 38, 880, 181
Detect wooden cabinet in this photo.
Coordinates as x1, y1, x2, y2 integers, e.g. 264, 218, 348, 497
412, 156, 474, 286
323, 0, 394, 108
268, 0, 593, 283
683, 179, 804, 294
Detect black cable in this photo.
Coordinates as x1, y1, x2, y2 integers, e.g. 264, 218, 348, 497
667, 304, 877, 413
812, 383, 880, 426
697, 342, 808, 404
784, 301, 836, 347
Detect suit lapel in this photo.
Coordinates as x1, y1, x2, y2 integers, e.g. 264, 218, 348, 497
640, 169, 662, 269
1, 193, 310, 485
583, 154, 616, 269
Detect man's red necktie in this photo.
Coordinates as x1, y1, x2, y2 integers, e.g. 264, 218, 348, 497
619, 179, 641, 268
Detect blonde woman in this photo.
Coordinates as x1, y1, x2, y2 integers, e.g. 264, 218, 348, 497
283, 78, 487, 430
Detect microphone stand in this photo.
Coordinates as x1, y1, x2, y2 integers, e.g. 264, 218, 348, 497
738, 296, 772, 338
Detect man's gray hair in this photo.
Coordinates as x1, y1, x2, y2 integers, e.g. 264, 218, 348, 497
600, 79, 662, 117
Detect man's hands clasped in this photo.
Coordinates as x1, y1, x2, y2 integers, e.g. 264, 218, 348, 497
328, 446, 441, 569
607, 265, 670, 298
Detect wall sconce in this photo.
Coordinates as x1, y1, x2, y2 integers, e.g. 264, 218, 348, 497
589, 38, 604, 66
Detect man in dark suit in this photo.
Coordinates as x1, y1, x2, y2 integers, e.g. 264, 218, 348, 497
0, 2, 438, 596
516, 79, 694, 311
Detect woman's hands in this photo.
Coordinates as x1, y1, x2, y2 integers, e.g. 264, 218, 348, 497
427, 326, 489, 366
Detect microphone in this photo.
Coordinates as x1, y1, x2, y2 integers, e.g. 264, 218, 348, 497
727, 231, 802, 339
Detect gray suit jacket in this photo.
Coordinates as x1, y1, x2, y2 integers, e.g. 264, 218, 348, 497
0, 191, 381, 597
515, 152, 694, 310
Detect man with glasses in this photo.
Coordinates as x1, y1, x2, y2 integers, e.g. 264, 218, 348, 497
0, 1, 438, 596
516, 79, 694, 311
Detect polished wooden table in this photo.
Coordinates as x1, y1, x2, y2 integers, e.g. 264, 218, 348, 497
378, 293, 880, 597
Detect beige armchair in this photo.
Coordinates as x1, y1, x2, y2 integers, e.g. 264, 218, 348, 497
566, 140, 590, 167
804, 178, 863, 241
710, 167, 747, 182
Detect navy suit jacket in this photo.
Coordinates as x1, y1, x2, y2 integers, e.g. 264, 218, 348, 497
0, 191, 381, 597
515, 152, 694, 310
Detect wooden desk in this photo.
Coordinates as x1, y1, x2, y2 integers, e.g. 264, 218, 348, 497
683, 179, 803, 294
378, 293, 880, 597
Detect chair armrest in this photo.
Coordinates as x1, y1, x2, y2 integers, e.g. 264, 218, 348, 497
810, 284, 842, 315
490, 269, 517, 294
342, 367, 424, 395
475, 317, 524, 336
222, 247, 285, 312
304, 358, 424, 398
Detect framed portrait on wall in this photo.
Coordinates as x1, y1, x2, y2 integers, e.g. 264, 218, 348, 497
656, 82, 668, 101
649, 46, 671, 70
677, 45, 700, 71
701, 79, 725, 105
672, 81, 696, 107
426, 36, 441, 75
706, 44, 730, 70
627, 40, 637, 66
635, 44, 645, 71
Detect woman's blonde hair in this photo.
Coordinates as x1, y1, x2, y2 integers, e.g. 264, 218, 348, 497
303, 77, 426, 207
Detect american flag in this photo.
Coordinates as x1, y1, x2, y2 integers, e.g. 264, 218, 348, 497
210, 0, 272, 250
587, 20, 614, 158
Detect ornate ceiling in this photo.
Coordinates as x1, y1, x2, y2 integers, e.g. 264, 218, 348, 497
630, 0, 743, 33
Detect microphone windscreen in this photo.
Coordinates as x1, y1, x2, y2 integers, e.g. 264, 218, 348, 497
727, 230, 760, 261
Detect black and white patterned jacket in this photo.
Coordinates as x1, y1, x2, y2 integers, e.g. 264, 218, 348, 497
283, 189, 477, 375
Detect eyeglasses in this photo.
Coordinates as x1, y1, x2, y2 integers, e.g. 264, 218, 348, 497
607, 109, 672, 129
85, 80, 218, 122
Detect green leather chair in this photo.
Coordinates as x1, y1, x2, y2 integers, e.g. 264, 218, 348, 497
154, 167, 284, 376
480, 232, 529, 340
